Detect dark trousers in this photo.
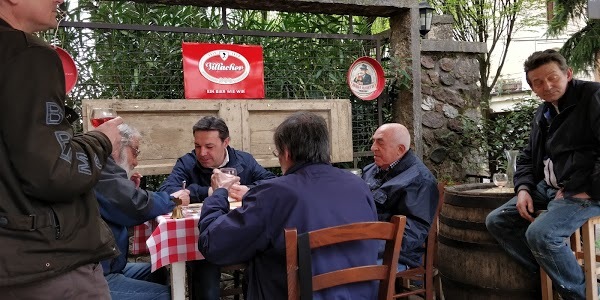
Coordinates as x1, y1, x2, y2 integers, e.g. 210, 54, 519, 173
188, 260, 221, 300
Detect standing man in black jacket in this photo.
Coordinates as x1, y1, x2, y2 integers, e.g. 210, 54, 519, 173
486, 49, 600, 300
0, 0, 123, 298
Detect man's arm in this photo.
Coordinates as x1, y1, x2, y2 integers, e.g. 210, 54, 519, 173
159, 157, 209, 202
396, 180, 439, 254
198, 188, 270, 265
584, 91, 600, 198
96, 159, 175, 227
1, 46, 110, 202
513, 107, 542, 193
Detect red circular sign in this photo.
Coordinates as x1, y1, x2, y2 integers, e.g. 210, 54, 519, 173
347, 57, 385, 101
54, 46, 78, 94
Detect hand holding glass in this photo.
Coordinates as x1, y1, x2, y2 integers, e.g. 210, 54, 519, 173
493, 173, 509, 188
91, 108, 117, 127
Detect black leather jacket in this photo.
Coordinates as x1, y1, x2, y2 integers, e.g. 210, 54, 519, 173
514, 79, 600, 199
0, 18, 118, 286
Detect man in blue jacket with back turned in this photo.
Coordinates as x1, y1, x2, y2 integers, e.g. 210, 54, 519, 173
159, 116, 275, 300
198, 111, 379, 299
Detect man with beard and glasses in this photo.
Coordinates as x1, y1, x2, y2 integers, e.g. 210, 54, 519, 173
95, 124, 190, 299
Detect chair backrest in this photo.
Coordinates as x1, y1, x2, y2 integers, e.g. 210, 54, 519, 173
394, 182, 445, 300
285, 215, 407, 300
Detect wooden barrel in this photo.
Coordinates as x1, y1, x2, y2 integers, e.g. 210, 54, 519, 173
437, 183, 538, 299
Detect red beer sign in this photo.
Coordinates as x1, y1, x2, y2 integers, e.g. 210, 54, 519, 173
347, 57, 385, 101
182, 42, 265, 99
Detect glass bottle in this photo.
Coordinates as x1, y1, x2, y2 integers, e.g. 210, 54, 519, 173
504, 150, 519, 188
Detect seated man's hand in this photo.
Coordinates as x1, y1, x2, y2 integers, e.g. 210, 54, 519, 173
211, 169, 240, 191
229, 184, 249, 202
130, 172, 142, 188
170, 189, 190, 206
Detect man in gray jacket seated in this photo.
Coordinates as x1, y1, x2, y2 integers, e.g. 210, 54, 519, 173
95, 124, 190, 300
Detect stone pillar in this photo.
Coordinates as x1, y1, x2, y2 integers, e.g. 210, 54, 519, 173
419, 16, 488, 182
389, 6, 423, 157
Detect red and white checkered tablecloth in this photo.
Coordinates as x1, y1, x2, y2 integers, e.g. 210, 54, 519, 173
145, 213, 205, 271
131, 220, 156, 255
132, 202, 242, 272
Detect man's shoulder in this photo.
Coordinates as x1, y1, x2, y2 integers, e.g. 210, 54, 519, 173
231, 147, 260, 164
177, 151, 197, 164
0, 27, 52, 54
100, 157, 129, 180
572, 79, 600, 94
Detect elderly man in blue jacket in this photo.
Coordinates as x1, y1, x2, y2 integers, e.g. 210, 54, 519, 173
159, 115, 276, 300
95, 124, 190, 299
362, 123, 439, 271
198, 111, 379, 299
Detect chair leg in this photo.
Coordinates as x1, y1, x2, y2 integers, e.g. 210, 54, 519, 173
582, 221, 598, 300
433, 269, 444, 300
540, 267, 553, 300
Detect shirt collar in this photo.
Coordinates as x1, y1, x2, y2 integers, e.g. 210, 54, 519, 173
376, 158, 401, 174
217, 147, 230, 168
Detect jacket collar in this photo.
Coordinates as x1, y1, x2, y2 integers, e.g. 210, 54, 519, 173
0, 18, 11, 29
554, 79, 579, 111
284, 161, 328, 175
389, 149, 417, 177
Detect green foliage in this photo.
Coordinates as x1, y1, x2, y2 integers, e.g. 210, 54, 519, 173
547, 0, 599, 76
61, 1, 377, 101
547, 0, 587, 36
557, 21, 600, 80
486, 98, 539, 170
451, 97, 539, 174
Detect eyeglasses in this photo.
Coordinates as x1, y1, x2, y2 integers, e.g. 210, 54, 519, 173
129, 145, 141, 158
271, 148, 279, 157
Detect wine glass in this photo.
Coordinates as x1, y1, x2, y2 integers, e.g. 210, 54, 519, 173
493, 173, 509, 188
90, 108, 117, 127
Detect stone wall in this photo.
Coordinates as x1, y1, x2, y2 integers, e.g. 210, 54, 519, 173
420, 16, 488, 182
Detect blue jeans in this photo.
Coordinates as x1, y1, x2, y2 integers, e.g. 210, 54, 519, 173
486, 181, 600, 300
105, 263, 170, 300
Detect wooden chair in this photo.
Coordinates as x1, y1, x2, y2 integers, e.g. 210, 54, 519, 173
540, 215, 600, 300
393, 182, 445, 300
285, 215, 407, 300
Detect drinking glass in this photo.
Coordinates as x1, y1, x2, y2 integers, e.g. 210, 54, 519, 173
493, 173, 509, 188
220, 167, 237, 176
90, 108, 117, 127
219, 168, 238, 202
